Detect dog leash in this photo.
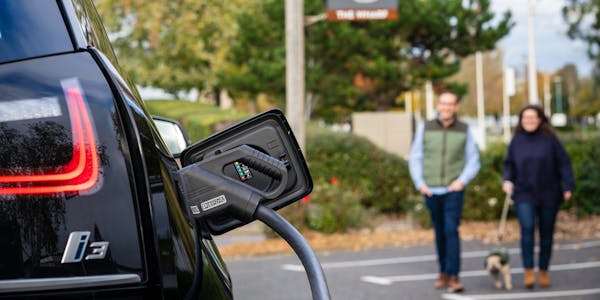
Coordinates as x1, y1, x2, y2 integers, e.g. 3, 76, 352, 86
497, 192, 512, 243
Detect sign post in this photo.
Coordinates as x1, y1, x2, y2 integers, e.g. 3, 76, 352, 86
476, 51, 486, 151
286, 0, 305, 151
503, 68, 515, 143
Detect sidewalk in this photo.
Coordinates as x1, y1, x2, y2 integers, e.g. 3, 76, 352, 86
213, 221, 266, 247
213, 212, 600, 259
213, 215, 416, 248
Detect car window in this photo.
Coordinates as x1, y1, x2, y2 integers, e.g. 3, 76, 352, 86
0, 0, 72, 63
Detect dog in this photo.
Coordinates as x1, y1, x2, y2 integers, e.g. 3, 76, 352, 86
484, 248, 512, 290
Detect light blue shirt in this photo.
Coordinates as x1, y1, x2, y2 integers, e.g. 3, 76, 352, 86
408, 121, 480, 195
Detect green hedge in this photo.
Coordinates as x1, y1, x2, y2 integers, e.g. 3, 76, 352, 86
274, 179, 372, 234
305, 180, 371, 233
460, 138, 600, 221
306, 126, 415, 213
293, 129, 599, 232
463, 143, 506, 220
564, 137, 600, 216
144, 100, 249, 142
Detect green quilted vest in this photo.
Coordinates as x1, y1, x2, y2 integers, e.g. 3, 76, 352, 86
422, 119, 468, 187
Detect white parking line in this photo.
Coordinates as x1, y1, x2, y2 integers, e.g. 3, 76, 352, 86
441, 288, 600, 300
281, 240, 600, 272
360, 261, 600, 285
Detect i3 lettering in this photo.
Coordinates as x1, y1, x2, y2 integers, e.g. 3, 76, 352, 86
61, 231, 109, 263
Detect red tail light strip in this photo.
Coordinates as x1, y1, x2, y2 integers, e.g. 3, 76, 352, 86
0, 91, 86, 182
0, 78, 100, 194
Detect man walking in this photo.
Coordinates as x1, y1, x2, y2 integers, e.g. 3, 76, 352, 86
408, 89, 480, 292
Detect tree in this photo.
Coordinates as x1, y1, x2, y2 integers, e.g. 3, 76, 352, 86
95, 0, 257, 100
572, 78, 600, 117
564, 0, 600, 83
555, 64, 579, 116
562, 2, 600, 119
219, 1, 287, 108
222, 0, 513, 122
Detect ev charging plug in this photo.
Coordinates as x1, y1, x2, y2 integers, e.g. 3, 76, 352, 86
177, 145, 288, 222
178, 164, 263, 222
178, 145, 331, 300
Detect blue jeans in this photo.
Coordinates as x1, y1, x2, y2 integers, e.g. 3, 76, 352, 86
425, 191, 464, 276
515, 202, 559, 270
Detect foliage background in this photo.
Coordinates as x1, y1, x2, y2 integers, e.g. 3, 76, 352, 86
97, 0, 513, 120
223, 0, 513, 121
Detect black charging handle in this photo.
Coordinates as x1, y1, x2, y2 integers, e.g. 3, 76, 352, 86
195, 145, 288, 199
178, 145, 288, 222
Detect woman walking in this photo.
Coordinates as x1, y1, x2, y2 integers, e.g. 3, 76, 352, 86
502, 105, 574, 289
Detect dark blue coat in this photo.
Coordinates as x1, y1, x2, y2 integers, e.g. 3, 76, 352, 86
503, 131, 575, 208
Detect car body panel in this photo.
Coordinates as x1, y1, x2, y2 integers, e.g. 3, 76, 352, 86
0, 0, 232, 298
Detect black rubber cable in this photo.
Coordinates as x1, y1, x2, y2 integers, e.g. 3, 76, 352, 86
255, 205, 331, 300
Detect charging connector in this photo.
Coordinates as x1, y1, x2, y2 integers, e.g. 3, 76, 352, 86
178, 164, 263, 222
177, 145, 288, 222
178, 146, 330, 300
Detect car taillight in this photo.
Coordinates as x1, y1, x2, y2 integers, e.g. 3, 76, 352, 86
0, 78, 100, 195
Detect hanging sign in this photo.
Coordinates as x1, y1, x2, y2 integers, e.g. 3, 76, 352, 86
327, 0, 398, 21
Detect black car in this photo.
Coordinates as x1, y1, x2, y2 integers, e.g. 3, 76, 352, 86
0, 1, 327, 299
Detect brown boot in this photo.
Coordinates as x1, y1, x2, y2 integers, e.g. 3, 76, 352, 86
447, 275, 465, 293
538, 270, 552, 287
524, 268, 535, 289
434, 273, 448, 289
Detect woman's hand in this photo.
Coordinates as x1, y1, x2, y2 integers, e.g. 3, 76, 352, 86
564, 191, 572, 201
502, 181, 513, 195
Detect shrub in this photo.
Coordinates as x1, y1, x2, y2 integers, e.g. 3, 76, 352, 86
305, 180, 370, 233
265, 201, 309, 237
268, 180, 370, 234
405, 194, 431, 228
281, 132, 600, 232
565, 138, 600, 216
306, 126, 415, 213
463, 142, 506, 220
461, 137, 600, 219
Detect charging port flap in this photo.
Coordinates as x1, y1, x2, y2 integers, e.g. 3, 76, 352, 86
179, 109, 312, 235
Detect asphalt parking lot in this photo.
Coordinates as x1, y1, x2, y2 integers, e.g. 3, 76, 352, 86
224, 239, 600, 300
